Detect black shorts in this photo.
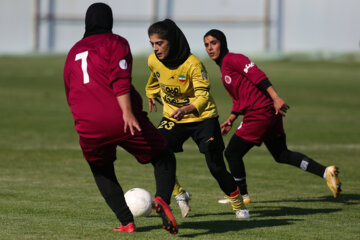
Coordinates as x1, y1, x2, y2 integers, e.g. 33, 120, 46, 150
157, 117, 225, 153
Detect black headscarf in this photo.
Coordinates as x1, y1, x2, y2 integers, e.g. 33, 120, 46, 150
148, 19, 190, 69
204, 29, 229, 67
83, 3, 113, 38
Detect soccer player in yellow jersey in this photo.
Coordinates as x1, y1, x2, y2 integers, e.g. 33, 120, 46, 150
145, 19, 250, 219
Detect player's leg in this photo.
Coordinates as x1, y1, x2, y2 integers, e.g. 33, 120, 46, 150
171, 177, 191, 218
80, 137, 135, 232
172, 177, 183, 196
224, 134, 254, 203
88, 161, 135, 232
150, 147, 178, 234
204, 150, 250, 218
150, 146, 176, 204
194, 118, 250, 218
157, 117, 191, 218
265, 134, 341, 198
226, 108, 276, 203
120, 118, 178, 234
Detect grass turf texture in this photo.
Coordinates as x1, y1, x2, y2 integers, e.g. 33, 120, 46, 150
0, 56, 359, 240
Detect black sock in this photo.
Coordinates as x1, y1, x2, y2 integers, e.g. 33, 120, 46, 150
265, 136, 326, 178
151, 147, 176, 204
88, 162, 134, 226
285, 151, 326, 177
233, 177, 248, 195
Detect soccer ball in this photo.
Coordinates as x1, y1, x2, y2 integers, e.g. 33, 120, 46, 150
124, 188, 153, 217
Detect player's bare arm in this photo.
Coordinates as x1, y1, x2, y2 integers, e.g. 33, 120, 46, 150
220, 113, 237, 135
266, 86, 290, 117
171, 104, 197, 121
117, 93, 141, 135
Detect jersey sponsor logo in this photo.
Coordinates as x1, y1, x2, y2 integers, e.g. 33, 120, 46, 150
163, 95, 190, 106
156, 72, 160, 78
160, 84, 181, 97
201, 70, 208, 80
224, 75, 232, 84
178, 75, 186, 82
243, 62, 254, 73
119, 59, 128, 70
237, 121, 243, 129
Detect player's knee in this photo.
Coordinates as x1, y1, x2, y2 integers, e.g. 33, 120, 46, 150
274, 150, 290, 164
224, 146, 232, 160
224, 145, 247, 163
204, 152, 227, 176
208, 163, 226, 178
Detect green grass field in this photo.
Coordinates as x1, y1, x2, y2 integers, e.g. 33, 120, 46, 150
0, 55, 359, 240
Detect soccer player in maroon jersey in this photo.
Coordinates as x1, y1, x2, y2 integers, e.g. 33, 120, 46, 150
203, 29, 341, 204
63, 3, 178, 234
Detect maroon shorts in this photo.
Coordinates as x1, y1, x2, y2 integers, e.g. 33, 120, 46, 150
235, 107, 285, 146
79, 120, 167, 166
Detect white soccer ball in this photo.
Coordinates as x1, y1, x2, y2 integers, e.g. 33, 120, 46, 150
124, 188, 153, 217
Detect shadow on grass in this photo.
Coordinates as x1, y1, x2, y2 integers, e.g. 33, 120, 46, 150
137, 194, 354, 236
255, 193, 360, 205
137, 218, 298, 237
250, 206, 342, 217
188, 205, 342, 218
139, 202, 343, 237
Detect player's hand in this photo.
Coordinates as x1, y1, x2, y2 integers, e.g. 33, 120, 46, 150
123, 112, 141, 135
148, 97, 163, 112
220, 120, 232, 136
273, 97, 290, 117
171, 108, 186, 121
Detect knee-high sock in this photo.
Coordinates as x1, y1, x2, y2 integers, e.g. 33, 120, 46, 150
224, 134, 254, 195
88, 162, 133, 226
265, 135, 326, 177
204, 151, 237, 196
151, 147, 176, 204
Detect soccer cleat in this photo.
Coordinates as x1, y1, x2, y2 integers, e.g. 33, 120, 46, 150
151, 196, 178, 234
175, 190, 191, 217
242, 194, 251, 204
218, 198, 230, 204
113, 222, 136, 233
325, 166, 341, 198
236, 209, 250, 219
225, 189, 250, 219
218, 194, 251, 204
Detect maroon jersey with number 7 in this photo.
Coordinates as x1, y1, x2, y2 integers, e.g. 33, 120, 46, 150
64, 33, 146, 139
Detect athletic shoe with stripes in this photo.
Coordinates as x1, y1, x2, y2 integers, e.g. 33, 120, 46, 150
226, 188, 250, 219
218, 194, 251, 204
151, 196, 178, 234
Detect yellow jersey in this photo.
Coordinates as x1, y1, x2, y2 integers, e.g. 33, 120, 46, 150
146, 53, 218, 123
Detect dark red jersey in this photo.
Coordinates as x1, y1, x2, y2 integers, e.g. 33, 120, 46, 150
64, 33, 145, 139
220, 53, 273, 114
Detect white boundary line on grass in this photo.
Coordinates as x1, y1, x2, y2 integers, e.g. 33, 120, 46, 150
15, 143, 360, 151
287, 144, 360, 150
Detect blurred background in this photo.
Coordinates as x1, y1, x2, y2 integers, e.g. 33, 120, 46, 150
1, 0, 359, 58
